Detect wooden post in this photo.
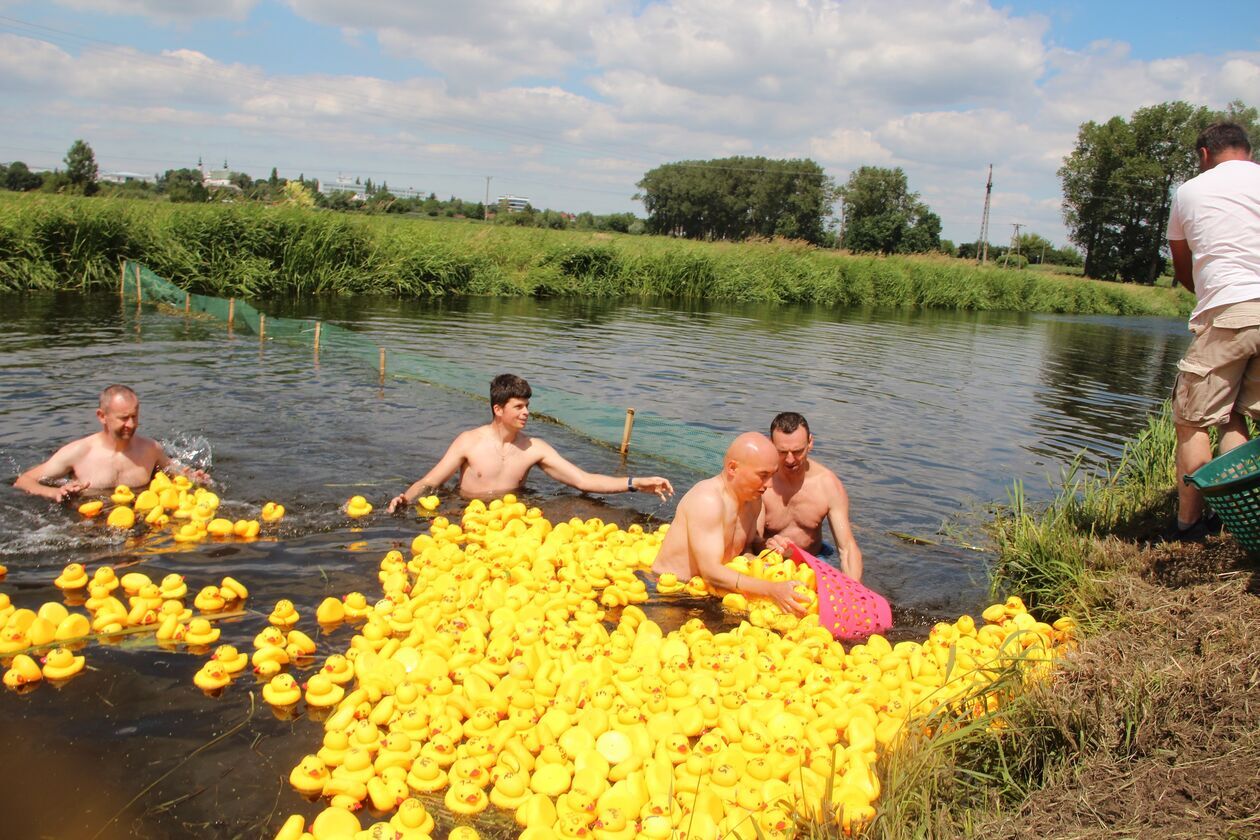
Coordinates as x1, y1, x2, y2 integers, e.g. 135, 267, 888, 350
379, 347, 386, 381
134, 263, 142, 303
184, 292, 190, 313
258, 313, 266, 341
620, 408, 636, 455
119, 262, 126, 299
228, 298, 235, 327
313, 321, 321, 353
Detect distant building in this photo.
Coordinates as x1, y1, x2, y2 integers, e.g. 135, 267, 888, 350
200, 160, 241, 192
499, 194, 530, 213
318, 174, 367, 202
99, 171, 154, 185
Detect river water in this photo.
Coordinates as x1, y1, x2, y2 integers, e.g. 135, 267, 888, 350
0, 291, 1188, 838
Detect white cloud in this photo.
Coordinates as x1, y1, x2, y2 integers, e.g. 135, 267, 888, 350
55, 0, 257, 23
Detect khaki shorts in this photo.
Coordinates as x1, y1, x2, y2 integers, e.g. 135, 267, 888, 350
1173, 323, 1260, 426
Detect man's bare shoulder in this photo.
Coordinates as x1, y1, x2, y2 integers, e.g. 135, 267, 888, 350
806, 459, 847, 494
678, 476, 724, 509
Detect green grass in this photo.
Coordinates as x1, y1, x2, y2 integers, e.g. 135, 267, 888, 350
0, 193, 1193, 317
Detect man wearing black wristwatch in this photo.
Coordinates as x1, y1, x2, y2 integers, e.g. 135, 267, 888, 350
388, 373, 674, 510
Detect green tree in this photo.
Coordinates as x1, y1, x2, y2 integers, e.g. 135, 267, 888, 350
281, 180, 315, 208
637, 157, 836, 245
3, 161, 44, 191
1059, 99, 1258, 282
839, 166, 940, 254
64, 139, 99, 195
159, 168, 208, 203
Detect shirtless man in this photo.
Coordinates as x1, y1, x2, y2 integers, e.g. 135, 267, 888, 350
13, 384, 207, 502
760, 412, 863, 581
652, 432, 809, 615
387, 373, 673, 510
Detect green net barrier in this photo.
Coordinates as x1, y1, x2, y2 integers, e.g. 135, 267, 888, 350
121, 260, 726, 473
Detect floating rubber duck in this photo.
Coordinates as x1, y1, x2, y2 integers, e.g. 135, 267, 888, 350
390, 798, 435, 837
321, 654, 355, 685
110, 485, 135, 505
53, 613, 91, 641
41, 647, 85, 680
4, 654, 43, 689
267, 599, 299, 629
261, 501, 285, 523
445, 780, 489, 815
77, 499, 104, 518
53, 563, 89, 590
220, 576, 249, 601
405, 756, 448, 793
308, 806, 361, 840
184, 618, 221, 646
157, 573, 187, 600
418, 495, 440, 512
342, 592, 370, 620
345, 495, 373, 519
194, 660, 232, 691
193, 586, 226, 612
106, 506, 136, 530
206, 518, 234, 538
233, 519, 260, 539
264, 673, 302, 706
286, 629, 317, 659
172, 522, 206, 543
304, 673, 345, 708
210, 644, 249, 674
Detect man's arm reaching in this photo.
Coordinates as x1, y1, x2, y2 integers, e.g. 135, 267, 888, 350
826, 474, 863, 582
13, 442, 88, 501
537, 442, 674, 500
687, 495, 807, 615
388, 434, 467, 512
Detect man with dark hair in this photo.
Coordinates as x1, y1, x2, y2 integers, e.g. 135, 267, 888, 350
758, 411, 863, 580
653, 432, 809, 615
14, 385, 207, 501
1169, 122, 1260, 539
389, 373, 673, 509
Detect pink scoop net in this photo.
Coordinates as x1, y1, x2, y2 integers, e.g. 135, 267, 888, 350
788, 543, 892, 640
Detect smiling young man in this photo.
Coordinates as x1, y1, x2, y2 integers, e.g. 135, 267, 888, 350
758, 412, 863, 581
388, 373, 673, 509
652, 431, 808, 615
13, 384, 208, 502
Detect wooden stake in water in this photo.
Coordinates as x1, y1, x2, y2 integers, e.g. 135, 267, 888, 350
379, 347, 386, 381
119, 261, 126, 300
228, 298, 235, 328
134, 263, 142, 304
259, 313, 266, 341
620, 408, 637, 455
314, 321, 321, 353
184, 292, 190, 314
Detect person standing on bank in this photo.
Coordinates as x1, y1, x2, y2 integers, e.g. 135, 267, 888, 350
1168, 122, 1260, 539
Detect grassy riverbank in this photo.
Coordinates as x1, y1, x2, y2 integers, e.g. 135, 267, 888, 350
0, 193, 1192, 316
846, 405, 1259, 838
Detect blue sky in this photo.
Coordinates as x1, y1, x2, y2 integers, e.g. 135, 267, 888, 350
1, 1, 1257, 245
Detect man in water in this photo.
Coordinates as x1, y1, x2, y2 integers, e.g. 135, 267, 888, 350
759, 412, 863, 581
13, 384, 208, 502
388, 373, 673, 510
1169, 122, 1260, 539
652, 431, 809, 615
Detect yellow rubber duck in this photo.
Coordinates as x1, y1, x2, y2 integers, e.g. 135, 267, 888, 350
319, 654, 355, 685
221, 576, 249, 601
308, 806, 361, 840
132, 489, 160, 514
316, 597, 345, 625
157, 573, 187, 600
53, 563, 89, 590
194, 660, 232, 691
254, 626, 286, 648
206, 518, 234, 538
4, 654, 43, 689
233, 519, 261, 539
77, 499, 104, 518
286, 629, 317, 659
263, 673, 302, 706
261, 502, 286, 523
418, 495, 440, 512
445, 780, 489, 815
191, 586, 224, 612
183, 617, 220, 646
391, 798, 435, 837
110, 485, 135, 505
172, 522, 206, 543
53, 613, 91, 641
41, 647, 85, 680
304, 673, 345, 708
268, 599, 300, 628
210, 644, 248, 674
106, 506, 136, 529
345, 495, 373, 518
342, 592, 370, 620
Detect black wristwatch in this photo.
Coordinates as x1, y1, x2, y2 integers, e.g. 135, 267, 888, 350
627, 476, 636, 492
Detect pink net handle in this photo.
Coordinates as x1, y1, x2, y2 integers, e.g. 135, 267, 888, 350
789, 544, 892, 639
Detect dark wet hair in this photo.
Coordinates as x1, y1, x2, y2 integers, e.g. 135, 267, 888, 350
99, 384, 138, 410
490, 373, 532, 409
770, 411, 810, 437
1196, 122, 1251, 156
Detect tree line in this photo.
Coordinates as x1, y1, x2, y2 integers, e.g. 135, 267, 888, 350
1059, 99, 1257, 283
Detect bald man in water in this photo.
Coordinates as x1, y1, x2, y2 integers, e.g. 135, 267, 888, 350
13, 384, 206, 502
652, 432, 809, 615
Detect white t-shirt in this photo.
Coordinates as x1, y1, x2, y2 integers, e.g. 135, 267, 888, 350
1167, 158, 1260, 325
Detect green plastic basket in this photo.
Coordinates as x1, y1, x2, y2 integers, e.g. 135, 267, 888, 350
1184, 436, 1260, 551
